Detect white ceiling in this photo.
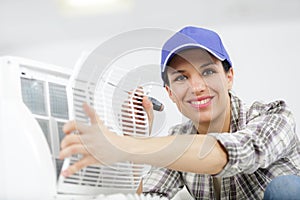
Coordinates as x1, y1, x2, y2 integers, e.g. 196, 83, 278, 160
1, 0, 300, 68
2, 0, 300, 48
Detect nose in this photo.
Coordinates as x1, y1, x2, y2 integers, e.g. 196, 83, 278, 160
190, 74, 206, 95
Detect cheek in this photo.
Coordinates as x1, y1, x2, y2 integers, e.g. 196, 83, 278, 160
169, 85, 187, 101
207, 76, 230, 92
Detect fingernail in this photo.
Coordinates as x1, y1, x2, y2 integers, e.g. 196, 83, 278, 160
61, 170, 69, 177
145, 99, 150, 105
58, 153, 63, 160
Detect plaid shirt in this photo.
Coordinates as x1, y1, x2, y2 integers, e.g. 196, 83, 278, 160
142, 93, 300, 199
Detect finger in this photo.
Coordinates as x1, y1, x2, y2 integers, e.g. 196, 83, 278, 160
59, 144, 88, 160
60, 134, 81, 149
82, 103, 104, 125
82, 103, 97, 124
63, 121, 94, 137
63, 120, 77, 134
143, 96, 154, 114
61, 156, 98, 177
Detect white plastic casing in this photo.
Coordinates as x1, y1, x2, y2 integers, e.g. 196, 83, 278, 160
0, 57, 56, 200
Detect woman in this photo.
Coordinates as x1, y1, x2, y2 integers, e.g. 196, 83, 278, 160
60, 26, 300, 199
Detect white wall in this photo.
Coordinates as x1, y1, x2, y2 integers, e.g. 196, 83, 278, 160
9, 21, 300, 136
220, 21, 300, 136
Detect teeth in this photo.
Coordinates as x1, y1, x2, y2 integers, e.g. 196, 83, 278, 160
191, 98, 210, 105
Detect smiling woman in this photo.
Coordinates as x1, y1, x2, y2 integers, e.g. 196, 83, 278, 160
59, 26, 300, 200
165, 48, 233, 134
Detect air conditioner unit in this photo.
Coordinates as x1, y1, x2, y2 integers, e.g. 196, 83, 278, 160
0, 56, 152, 199
0, 56, 59, 200
0, 56, 177, 200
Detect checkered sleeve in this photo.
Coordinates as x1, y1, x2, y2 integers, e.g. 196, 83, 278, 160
209, 100, 298, 177
142, 167, 184, 198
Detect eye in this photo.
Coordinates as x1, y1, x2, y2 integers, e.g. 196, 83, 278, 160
202, 69, 216, 76
174, 74, 187, 82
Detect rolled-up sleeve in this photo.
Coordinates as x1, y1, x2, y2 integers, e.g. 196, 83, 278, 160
209, 101, 297, 177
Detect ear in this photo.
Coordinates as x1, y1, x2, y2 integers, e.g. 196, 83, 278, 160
226, 68, 234, 90
165, 85, 177, 103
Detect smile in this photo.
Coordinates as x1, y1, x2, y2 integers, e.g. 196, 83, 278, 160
191, 98, 210, 105
189, 96, 213, 109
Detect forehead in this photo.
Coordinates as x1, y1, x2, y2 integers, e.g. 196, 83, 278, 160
167, 48, 217, 69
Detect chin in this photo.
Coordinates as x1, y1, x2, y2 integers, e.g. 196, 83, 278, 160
190, 116, 212, 125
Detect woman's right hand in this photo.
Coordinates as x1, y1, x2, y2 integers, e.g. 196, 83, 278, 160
121, 87, 154, 136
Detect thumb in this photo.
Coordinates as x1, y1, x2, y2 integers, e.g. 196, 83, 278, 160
142, 96, 153, 113
82, 103, 103, 125
142, 96, 154, 127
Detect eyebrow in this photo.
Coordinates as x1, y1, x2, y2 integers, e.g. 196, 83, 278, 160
169, 62, 215, 75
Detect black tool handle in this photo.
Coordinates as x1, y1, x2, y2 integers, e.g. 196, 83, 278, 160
148, 96, 164, 112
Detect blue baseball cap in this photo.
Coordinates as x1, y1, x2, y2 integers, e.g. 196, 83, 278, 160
161, 26, 232, 82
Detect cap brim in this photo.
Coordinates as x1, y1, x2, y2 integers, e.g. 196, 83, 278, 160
162, 43, 226, 72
